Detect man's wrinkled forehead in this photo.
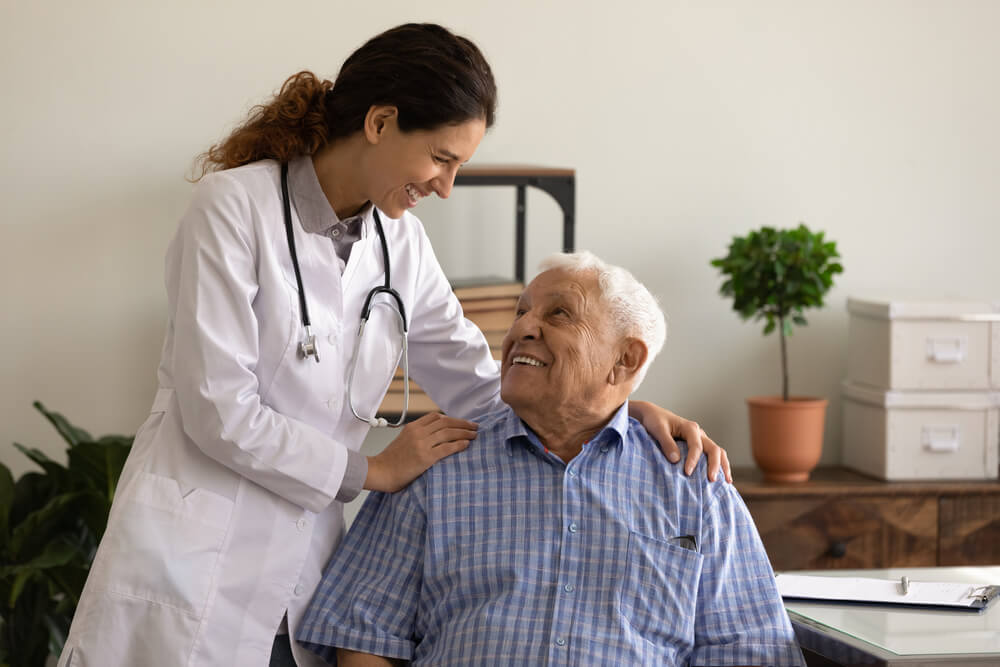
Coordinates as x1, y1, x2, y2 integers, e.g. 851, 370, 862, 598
519, 268, 599, 306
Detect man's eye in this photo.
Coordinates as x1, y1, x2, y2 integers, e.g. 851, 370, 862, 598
433, 155, 449, 164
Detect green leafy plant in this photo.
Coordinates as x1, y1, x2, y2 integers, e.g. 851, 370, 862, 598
710, 223, 843, 401
0, 402, 132, 667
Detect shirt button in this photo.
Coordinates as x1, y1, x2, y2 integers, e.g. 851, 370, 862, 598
555, 638, 566, 647
294, 584, 304, 596
331, 228, 341, 238
564, 584, 575, 593
600, 446, 609, 454
296, 518, 307, 531
567, 468, 577, 478
568, 522, 578, 533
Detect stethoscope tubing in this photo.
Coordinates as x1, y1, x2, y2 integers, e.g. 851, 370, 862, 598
280, 161, 409, 427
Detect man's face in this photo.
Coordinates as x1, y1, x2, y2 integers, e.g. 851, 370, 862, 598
500, 268, 621, 418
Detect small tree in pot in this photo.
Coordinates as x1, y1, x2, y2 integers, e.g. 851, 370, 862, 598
711, 223, 843, 481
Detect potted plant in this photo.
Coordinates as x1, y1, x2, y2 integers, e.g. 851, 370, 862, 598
0, 402, 132, 666
710, 223, 843, 482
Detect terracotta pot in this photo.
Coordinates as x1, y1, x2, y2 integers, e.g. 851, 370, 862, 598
746, 396, 828, 482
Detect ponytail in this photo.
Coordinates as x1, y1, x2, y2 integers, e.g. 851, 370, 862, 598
192, 71, 332, 180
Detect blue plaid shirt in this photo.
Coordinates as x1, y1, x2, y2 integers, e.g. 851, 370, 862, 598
298, 403, 804, 666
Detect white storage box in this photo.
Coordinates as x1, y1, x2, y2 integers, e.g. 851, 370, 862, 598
841, 380, 999, 480
846, 298, 1000, 390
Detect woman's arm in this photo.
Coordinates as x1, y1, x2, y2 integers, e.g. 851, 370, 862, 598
629, 401, 732, 482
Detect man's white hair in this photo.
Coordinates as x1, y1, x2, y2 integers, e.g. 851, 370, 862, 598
536, 251, 666, 391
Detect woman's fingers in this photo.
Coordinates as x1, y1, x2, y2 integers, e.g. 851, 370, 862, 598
680, 421, 703, 476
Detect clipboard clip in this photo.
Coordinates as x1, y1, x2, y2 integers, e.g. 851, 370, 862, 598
967, 585, 998, 603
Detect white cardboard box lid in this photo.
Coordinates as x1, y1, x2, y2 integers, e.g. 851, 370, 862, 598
841, 380, 1000, 409
847, 297, 1000, 321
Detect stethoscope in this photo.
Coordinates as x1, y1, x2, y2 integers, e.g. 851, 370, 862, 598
280, 162, 409, 428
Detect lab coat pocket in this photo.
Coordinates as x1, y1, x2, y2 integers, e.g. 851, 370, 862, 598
99, 471, 233, 617
617, 530, 703, 647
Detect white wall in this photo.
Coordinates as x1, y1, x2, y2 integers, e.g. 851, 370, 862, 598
3, 0, 999, 484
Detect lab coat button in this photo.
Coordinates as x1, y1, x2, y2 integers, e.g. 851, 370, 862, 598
328, 334, 338, 345
327, 398, 338, 410
294, 584, 304, 596
296, 518, 307, 531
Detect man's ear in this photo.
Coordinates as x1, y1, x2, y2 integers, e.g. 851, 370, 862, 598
610, 337, 648, 386
363, 105, 398, 144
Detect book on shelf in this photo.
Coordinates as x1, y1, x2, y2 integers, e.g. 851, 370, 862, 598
451, 275, 523, 300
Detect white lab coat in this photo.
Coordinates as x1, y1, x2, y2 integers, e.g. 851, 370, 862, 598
58, 160, 502, 666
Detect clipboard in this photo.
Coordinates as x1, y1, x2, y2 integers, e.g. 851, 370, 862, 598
777, 573, 1000, 613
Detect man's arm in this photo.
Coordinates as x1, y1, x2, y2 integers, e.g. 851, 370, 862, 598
337, 648, 405, 666
690, 482, 805, 666
295, 484, 428, 663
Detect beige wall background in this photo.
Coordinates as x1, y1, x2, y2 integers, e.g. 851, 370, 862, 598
3, 0, 999, 486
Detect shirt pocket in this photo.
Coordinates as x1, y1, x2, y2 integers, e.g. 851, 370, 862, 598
96, 471, 234, 617
617, 530, 704, 647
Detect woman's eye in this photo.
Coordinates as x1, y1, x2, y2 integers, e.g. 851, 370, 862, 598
433, 155, 449, 164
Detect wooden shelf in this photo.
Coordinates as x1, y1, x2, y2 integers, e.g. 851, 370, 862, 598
734, 466, 1000, 570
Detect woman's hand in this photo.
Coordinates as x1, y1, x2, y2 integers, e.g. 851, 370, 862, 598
364, 413, 478, 492
628, 401, 732, 482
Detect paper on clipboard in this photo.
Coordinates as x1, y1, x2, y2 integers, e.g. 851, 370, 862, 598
776, 573, 1000, 612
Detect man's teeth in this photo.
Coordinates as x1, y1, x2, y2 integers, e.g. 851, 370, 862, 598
513, 356, 545, 367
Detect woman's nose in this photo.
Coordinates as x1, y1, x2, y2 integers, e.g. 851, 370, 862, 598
431, 165, 459, 199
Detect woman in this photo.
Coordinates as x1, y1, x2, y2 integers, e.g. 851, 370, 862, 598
59, 23, 729, 667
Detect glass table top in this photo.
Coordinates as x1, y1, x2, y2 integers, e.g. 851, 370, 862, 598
784, 566, 1000, 657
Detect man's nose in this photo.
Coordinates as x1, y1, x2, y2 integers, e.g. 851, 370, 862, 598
513, 311, 541, 339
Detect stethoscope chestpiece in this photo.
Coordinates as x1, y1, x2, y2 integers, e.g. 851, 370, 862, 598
298, 325, 320, 362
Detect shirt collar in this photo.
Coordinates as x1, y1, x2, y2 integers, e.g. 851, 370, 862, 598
287, 155, 372, 235
502, 400, 632, 456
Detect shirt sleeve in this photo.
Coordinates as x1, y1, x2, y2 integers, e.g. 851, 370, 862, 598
296, 478, 428, 662
689, 481, 806, 666
166, 171, 352, 513
404, 223, 503, 419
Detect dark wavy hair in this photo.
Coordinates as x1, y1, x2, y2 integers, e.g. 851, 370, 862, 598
193, 23, 497, 179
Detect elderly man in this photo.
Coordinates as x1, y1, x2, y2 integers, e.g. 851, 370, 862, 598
296, 252, 804, 666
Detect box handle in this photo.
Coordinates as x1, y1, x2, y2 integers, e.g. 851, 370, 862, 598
925, 336, 967, 363
922, 425, 961, 452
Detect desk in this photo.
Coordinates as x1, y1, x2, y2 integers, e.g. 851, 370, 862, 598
786, 566, 1000, 665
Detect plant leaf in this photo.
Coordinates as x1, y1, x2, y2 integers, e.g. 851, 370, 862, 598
33, 401, 93, 447
8, 492, 85, 559
0, 463, 13, 547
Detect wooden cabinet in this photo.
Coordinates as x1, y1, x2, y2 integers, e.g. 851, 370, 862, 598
735, 466, 1000, 570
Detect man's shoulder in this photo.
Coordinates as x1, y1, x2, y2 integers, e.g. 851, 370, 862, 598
424, 407, 515, 476
624, 417, 703, 477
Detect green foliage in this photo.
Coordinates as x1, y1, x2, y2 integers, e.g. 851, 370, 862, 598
0, 402, 133, 667
710, 223, 843, 400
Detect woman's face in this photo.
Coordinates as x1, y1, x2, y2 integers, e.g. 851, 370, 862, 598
364, 108, 486, 219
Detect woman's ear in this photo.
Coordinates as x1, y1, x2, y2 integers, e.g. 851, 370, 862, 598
364, 105, 398, 143
610, 337, 648, 387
